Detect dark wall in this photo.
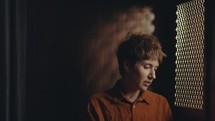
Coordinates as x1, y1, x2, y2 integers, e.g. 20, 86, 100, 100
27, 1, 83, 120
205, 0, 215, 121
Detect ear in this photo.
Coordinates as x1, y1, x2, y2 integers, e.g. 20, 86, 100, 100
123, 60, 131, 72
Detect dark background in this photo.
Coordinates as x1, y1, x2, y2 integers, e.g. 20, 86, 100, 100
1, 0, 214, 121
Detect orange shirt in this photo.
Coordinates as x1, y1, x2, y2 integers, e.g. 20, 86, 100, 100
87, 82, 173, 121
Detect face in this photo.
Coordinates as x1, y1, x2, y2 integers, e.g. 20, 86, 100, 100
127, 59, 159, 91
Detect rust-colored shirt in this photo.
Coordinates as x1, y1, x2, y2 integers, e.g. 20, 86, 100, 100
87, 82, 173, 121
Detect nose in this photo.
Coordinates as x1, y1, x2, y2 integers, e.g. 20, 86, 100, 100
149, 69, 156, 80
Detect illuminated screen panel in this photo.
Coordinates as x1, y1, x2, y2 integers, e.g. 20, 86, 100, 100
174, 0, 205, 109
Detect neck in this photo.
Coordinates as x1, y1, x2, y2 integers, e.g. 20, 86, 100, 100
125, 90, 140, 103
119, 80, 140, 103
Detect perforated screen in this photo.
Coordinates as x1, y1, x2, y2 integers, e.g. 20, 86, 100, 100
174, 0, 205, 109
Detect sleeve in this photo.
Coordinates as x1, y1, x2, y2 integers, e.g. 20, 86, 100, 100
163, 98, 174, 121
87, 97, 104, 121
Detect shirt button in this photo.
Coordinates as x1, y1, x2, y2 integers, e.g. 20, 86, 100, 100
133, 105, 135, 108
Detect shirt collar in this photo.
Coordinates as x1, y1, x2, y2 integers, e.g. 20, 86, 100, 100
137, 90, 150, 104
110, 80, 149, 104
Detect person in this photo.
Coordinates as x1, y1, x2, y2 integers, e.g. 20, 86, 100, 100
86, 34, 173, 121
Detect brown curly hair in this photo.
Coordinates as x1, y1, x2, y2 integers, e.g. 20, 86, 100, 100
117, 34, 166, 75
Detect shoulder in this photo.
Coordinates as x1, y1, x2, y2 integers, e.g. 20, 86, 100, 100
89, 92, 107, 100
89, 86, 117, 101
145, 90, 168, 103
88, 91, 113, 104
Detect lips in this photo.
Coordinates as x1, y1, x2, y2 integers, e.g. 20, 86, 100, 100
143, 81, 152, 87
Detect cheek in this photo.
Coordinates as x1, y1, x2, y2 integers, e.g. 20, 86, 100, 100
135, 68, 148, 80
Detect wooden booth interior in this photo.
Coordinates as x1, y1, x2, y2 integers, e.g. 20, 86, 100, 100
0, 0, 214, 121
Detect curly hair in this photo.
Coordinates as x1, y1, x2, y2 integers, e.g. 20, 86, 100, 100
117, 34, 166, 75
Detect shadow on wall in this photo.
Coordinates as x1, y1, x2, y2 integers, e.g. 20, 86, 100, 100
80, 5, 157, 103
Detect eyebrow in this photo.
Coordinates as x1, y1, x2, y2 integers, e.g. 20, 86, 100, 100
142, 61, 159, 67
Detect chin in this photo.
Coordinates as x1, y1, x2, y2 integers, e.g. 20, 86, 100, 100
140, 86, 148, 91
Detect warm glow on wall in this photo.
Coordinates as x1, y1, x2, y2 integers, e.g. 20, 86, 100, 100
175, 0, 205, 109
82, 6, 156, 96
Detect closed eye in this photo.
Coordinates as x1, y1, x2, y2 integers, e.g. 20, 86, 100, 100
144, 65, 151, 69
144, 65, 158, 72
